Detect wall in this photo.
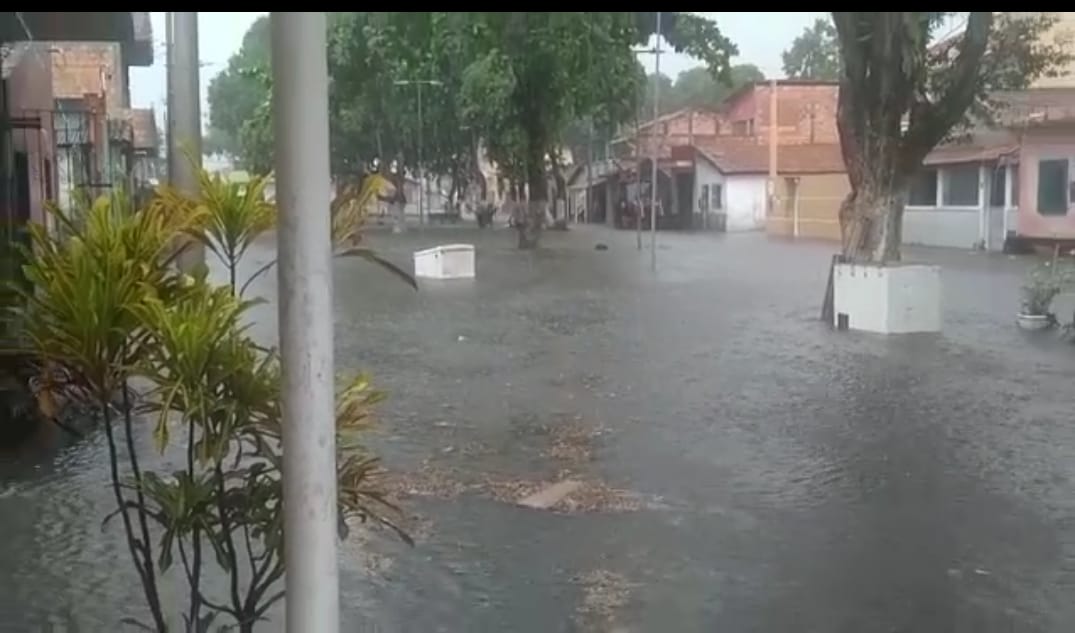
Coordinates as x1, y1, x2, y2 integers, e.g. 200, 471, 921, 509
767, 172, 848, 240
724, 174, 767, 231
50, 42, 127, 114
630, 110, 725, 160
1016, 130, 1075, 239
903, 162, 988, 250
724, 83, 840, 146
693, 157, 725, 228
903, 208, 981, 249
5, 45, 56, 225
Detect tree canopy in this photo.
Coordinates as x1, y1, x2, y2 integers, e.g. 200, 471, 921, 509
644, 64, 765, 116
208, 12, 738, 247
206, 16, 270, 160
782, 17, 840, 80
832, 12, 1070, 262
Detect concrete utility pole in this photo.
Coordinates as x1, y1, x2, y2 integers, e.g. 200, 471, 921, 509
271, 12, 339, 633
767, 77, 778, 224
394, 79, 442, 225
165, 12, 174, 186
168, 11, 203, 270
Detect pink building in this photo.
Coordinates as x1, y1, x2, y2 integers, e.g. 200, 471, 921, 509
908, 90, 1075, 251
2, 43, 56, 225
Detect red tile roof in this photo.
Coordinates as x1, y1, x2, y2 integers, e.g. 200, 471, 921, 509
923, 142, 1019, 166
692, 140, 846, 175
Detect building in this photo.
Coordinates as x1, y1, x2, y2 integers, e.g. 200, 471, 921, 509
898, 88, 1075, 251
587, 80, 842, 231
684, 140, 847, 235
720, 80, 840, 146
2, 43, 56, 225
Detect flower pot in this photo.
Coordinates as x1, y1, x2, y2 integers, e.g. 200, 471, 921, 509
1016, 313, 1052, 331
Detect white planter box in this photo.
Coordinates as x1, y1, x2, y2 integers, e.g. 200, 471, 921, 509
413, 243, 475, 279
833, 263, 941, 334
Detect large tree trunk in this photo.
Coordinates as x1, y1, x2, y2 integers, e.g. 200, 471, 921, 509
517, 139, 547, 249
840, 178, 907, 263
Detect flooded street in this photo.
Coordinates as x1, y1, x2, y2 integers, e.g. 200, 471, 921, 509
3, 226, 1075, 631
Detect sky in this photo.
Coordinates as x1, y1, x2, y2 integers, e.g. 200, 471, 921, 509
128, 12, 828, 127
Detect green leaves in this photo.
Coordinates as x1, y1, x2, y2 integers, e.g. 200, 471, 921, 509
14, 181, 411, 629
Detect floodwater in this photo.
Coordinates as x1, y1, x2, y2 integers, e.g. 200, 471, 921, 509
3, 226, 1075, 632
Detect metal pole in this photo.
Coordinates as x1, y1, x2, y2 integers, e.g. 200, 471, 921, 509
170, 12, 203, 271
417, 81, 424, 225
585, 120, 592, 226
635, 114, 642, 248
649, 11, 661, 272
271, 12, 339, 633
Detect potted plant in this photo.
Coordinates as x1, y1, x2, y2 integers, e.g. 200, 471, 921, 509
1018, 261, 1063, 330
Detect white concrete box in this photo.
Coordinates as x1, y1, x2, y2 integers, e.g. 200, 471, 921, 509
833, 263, 942, 334
413, 243, 475, 279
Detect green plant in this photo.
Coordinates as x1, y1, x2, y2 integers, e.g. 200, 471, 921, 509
187, 170, 277, 292
1021, 260, 1066, 317
10, 185, 411, 631
12, 192, 205, 631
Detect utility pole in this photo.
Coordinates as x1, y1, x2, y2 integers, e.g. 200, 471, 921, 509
271, 12, 339, 633
394, 79, 442, 225
585, 119, 593, 226
634, 13, 663, 270
165, 12, 173, 187
168, 12, 203, 270
649, 12, 662, 271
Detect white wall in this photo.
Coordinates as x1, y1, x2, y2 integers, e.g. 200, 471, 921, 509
725, 174, 768, 231
694, 158, 725, 216
903, 208, 982, 249
903, 162, 989, 250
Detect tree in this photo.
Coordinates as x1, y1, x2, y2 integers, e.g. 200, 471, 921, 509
663, 64, 765, 112
783, 17, 841, 80
202, 127, 235, 158
206, 16, 271, 159
833, 12, 1070, 262
446, 11, 737, 248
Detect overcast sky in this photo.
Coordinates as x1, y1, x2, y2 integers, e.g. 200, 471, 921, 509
128, 12, 828, 125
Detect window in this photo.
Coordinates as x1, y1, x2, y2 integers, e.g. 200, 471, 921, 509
942, 164, 980, 206
699, 184, 709, 212
990, 167, 1006, 207
732, 120, 749, 136
1037, 158, 1069, 216
711, 184, 723, 210
908, 168, 938, 206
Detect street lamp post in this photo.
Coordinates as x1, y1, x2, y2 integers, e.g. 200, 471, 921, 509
394, 79, 443, 225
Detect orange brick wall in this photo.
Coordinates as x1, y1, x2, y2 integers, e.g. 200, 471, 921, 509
725, 84, 840, 146
50, 43, 126, 115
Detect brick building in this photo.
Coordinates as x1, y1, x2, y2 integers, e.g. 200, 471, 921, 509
721, 80, 839, 146
589, 80, 843, 231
